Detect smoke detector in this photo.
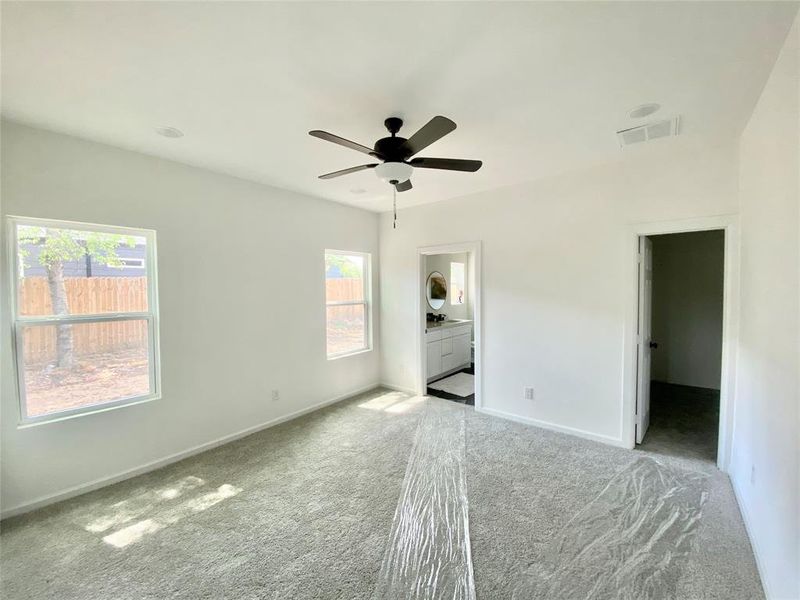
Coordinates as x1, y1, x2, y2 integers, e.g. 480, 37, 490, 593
155, 126, 184, 138
617, 116, 680, 147
628, 103, 661, 119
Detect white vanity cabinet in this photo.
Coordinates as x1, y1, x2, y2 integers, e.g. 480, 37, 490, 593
427, 340, 442, 378
426, 323, 472, 381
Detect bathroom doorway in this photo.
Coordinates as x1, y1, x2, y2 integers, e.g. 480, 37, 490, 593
417, 242, 482, 408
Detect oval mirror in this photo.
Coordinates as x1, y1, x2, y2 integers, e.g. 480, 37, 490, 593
426, 271, 447, 310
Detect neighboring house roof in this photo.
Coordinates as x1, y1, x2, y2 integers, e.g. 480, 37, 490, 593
20, 242, 147, 278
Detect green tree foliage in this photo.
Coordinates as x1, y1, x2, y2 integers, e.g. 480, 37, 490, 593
18, 226, 136, 367
325, 253, 362, 278
18, 226, 135, 271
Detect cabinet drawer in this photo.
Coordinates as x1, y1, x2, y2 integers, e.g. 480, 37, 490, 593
426, 329, 443, 342
442, 352, 460, 373
450, 324, 472, 338
441, 337, 453, 356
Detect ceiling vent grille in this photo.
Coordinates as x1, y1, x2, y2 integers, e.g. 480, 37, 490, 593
617, 116, 680, 147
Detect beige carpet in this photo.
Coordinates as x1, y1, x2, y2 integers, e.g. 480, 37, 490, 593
0, 388, 763, 599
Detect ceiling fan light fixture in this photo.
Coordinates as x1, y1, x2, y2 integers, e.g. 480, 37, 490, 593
374, 161, 413, 184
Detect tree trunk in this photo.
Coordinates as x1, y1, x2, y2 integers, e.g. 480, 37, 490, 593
46, 259, 74, 368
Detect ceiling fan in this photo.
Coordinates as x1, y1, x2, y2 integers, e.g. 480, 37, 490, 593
309, 116, 482, 194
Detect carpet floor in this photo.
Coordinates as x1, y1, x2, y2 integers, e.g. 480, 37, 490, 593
1, 388, 763, 599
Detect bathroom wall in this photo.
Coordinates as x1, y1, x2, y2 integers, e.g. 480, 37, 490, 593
424, 252, 472, 321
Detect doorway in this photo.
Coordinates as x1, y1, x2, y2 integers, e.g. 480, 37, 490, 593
635, 230, 725, 463
624, 215, 739, 470
417, 242, 482, 409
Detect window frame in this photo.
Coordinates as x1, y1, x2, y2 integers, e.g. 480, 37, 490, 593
324, 249, 372, 360
450, 261, 465, 306
7, 216, 162, 427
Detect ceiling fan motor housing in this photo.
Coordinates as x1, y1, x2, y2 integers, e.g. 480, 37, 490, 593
373, 136, 410, 161
373, 117, 414, 161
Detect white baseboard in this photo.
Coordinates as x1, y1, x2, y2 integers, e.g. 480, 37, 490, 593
379, 382, 418, 395
730, 475, 775, 600
1, 382, 381, 520
476, 406, 627, 448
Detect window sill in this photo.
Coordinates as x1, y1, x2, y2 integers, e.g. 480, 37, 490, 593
327, 347, 373, 361
17, 393, 160, 429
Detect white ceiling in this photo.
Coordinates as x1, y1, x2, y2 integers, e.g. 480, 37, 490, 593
2, 2, 797, 212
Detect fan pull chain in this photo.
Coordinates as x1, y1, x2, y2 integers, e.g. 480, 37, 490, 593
393, 187, 397, 229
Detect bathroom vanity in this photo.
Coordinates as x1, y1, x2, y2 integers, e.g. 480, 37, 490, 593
426, 320, 472, 382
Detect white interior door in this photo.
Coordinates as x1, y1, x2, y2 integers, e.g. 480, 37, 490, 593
636, 236, 653, 444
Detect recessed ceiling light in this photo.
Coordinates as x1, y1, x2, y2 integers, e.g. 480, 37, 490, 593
155, 126, 184, 138
350, 188, 367, 195
629, 103, 661, 119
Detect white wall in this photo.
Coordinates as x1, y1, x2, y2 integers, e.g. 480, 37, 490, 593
424, 252, 471, 321
0, 121, 381, 515
380, 139, 739, 445
731, 15, 799, 600
651, 230, 724, 390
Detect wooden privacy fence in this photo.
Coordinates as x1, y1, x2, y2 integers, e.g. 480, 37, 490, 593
20, 277, 365, 364
21, 277, 148, 316
20, 277, 149, 365
326, 277, 364, 302
325, 277, 366, 321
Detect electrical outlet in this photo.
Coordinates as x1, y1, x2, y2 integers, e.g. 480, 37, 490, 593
524, 387, 534, 401
271, 389, 280, 402
750, 464, 756, 486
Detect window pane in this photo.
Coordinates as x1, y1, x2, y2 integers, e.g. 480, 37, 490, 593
451, 262, 465, 305
326, 304, 366, 356
325, 253, 364, 302
16, 224, 148, 316
20, 320, 151, 418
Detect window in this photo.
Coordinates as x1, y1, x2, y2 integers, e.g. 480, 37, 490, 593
9, 216, 160, 425
450, 262, 465, 305
325, 250, 371, 358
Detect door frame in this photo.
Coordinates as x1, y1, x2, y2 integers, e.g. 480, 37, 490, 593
635, 236, 654, 444
416, 241, 482, 409
622, 215, 739, 471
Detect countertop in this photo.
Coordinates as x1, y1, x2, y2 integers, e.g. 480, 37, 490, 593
425, 319, 473, 332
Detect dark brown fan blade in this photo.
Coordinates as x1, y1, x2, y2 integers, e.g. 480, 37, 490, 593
399, 116, 456, 157
395, 179, 413, 192
309, 130, 383, 159
318, 164, 378, 179
409, 157, 482, 172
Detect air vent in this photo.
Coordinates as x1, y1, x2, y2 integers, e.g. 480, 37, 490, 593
617, 116, 680, 147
